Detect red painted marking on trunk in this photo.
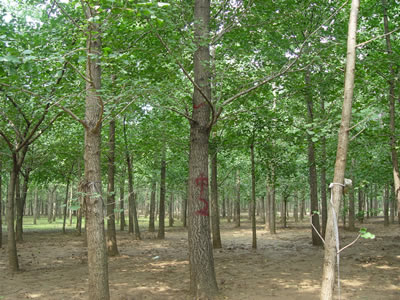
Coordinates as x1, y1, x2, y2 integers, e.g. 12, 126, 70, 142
193, 102, 206, 109
195, 174, 209, 216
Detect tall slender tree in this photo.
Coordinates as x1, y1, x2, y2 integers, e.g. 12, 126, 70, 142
320, 0, 360, 298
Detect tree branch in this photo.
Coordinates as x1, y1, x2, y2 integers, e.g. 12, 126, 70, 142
54, 103, 87, 128
0, 130, 14, 152
16, 103, 51, 152
153, 29, 212, 107
52, 0, 84, 32
6, 95, 30, 126
356, 27, 400, 48
27, 112, 62, 147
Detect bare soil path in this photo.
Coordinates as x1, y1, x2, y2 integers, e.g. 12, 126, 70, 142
0, 218, 399, 299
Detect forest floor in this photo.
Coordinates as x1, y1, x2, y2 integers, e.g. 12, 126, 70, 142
0, 217, 399, 300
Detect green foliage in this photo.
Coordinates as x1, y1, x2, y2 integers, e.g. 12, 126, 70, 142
359, 228, 375, 240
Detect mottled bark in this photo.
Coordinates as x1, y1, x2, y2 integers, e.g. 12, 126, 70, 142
82, 5, 109, 299
187, 0, 218, 297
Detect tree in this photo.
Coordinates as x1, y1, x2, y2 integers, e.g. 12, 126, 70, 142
320, 0, 360, 299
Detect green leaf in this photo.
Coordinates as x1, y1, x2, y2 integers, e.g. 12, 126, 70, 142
157, 2, 170, 7
359, 228, 375, 239
0, 55, 21, 63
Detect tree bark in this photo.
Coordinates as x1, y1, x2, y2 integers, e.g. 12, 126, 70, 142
320, 1, 359, 299
33, 187, 38, 225
382, 0, 400, 223
15, 173, 23, 241
106, 119, 119, 256
261, 196, 266, 224
390, 185, 395, 223
126, 153, 140, 239
62, 177, 70, 234
119, 168, 125, 231
7, 161, 19, 271
250, 142, 256, 249
0, 160, 2, 248
82, 5, 109, 299
384, 184, 389, 227
305, 70, 322, 246
320, 99, 328, 237
234, 169, 241, 227
187, 1, 218, 297
210, 146, 222, 248
158, 152, 166, 239
358, 188, 364, 224
348, 159, 356, 231
168, 193, 174, 227
149, 179, 156, 232
267, 179, 276, 234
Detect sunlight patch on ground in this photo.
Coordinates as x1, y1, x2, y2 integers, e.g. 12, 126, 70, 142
376, 265, 398, 270
26, 293, 43, 299
297, 279, 320, 291
341, 279, 364, 287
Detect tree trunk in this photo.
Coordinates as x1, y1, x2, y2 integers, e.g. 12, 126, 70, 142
222, 189, 226, 219
149, 179, 156, 232
15, 174, 23, 242
7, 161, 19, 271
62, 178, 70, 234
158, 152, 166, 239
293, 192, 299, 223
305, 70, 322, 246
126, 153, 140, 239
119, 168, 125, 231
82, 5, 109, 299
282, 193, 287, 229
300, 190, 305, 221
267, 180, 276, 234
320, 1, 359, 299
381, 0, 400, 223
250, 142, 257, 249
33, 187, 38, 225
358, 188, 364, 224
348, 159, 356, 231
384, 184, 389, 227
106, 119, 119, 256
168, 193, 174, 227
0, 160, 2, 248
187, 1, 218, 297
261, 196, 266, 224
183, 181, 188, 227
390, 185, 395, 223
210, 147, 222, 248
234, 169, 241, 227
320, 99, 328, 236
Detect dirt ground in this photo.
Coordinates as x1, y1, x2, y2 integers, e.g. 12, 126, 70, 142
0, 218, 399, 300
